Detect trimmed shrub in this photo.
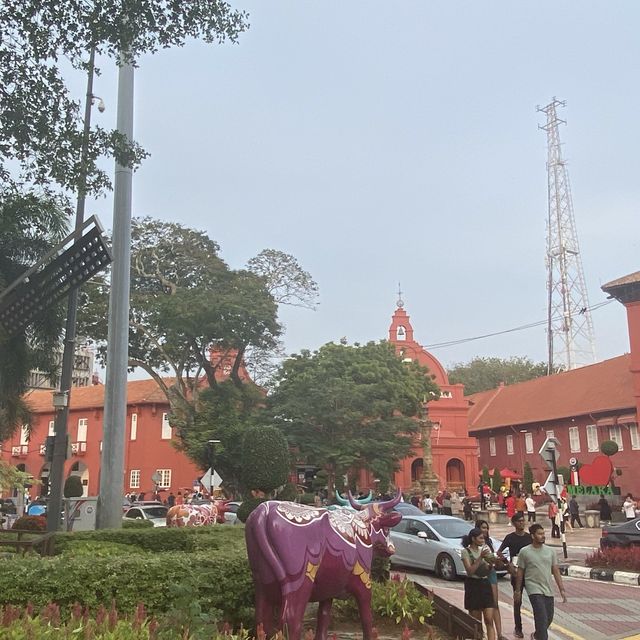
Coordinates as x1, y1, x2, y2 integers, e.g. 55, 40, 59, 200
122, 518, 154, 529
371, 557, 390, 583
237, 497, 266, 524
12, 515, 46, 531
64, 475, 84, 498
0, 550, 254, 625
601, 440, 619, 457
241, 426, 289, 492
298, 493, 316, 505
274, 483, 298, 502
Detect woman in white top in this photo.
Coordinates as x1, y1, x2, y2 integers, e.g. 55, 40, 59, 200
525, 494, 537, 522
623, 494, 638, 521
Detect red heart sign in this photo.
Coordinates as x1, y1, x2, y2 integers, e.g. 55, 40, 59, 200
578, 455, 613, 486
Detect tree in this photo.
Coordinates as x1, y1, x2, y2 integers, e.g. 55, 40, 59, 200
0, 190, 69, 439
241, 426, 290, 494
523, 461, 534, 494
448, 356, 549, 395
0, 1, 248, 195
63, 475, 84, 498
267, 341, 439, 495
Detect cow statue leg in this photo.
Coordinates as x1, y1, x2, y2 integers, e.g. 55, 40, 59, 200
314, 598, 333, 640
348, 575, 375, 640
255, 583, 280, 637
280, 582, 313, 640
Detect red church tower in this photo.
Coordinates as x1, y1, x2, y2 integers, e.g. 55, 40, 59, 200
388, 297, 479, 494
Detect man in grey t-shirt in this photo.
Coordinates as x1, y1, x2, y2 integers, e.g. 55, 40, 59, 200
513, 523, 567, 640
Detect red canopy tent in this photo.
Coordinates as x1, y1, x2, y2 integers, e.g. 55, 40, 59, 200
500, 468, 521, 480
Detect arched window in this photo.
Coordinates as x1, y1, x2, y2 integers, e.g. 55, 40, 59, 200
396, 325, 406, 341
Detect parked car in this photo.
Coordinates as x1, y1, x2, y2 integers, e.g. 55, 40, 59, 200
389, 513, 509, 580
224, 501, 242, 524
600, 517, 640, 549
123, 504, 168, 527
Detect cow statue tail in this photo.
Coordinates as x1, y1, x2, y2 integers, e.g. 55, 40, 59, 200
245, 502, 288, 584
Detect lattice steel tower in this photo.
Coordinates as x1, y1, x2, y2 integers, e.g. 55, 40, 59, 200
537, 98, 596, 372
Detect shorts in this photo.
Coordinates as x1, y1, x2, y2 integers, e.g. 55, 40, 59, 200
464, 577, 494, 611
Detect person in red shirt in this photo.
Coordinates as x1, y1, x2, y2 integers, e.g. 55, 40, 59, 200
505, 492, 516, 519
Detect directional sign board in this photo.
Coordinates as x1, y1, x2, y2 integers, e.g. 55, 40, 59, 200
200, 468, 223, 490
542, 471, 564, 499
539, 436, 560, 470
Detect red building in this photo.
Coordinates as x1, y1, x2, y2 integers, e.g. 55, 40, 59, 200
3, 379, 202, 498
385, 301, 479, 494
468, 270, 640, 498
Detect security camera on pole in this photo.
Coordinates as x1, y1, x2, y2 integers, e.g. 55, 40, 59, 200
539, 436, 567, 558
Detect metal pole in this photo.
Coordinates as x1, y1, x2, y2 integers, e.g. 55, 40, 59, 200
96, 60, 134, 529
46, 47, 96, 533
549, 450, 568, 559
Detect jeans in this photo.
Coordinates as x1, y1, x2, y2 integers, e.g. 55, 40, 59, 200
549, 518, 560, 538
510, 576, 523, 632
527, 510, 536, 522
570, 514, 583, 528
528, 593, 554, 640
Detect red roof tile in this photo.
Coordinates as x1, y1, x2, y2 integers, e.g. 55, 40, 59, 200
467, 355, 635, 432
24, 378, 174, 413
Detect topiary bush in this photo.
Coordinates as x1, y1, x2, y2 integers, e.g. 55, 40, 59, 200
601, 440, 619, 457
12, 515, 46, 531
122, 518, 154, 529
64, 475, 84, 498
241, 426, 289, 493
237, 497, 267, 524
274, 483, 298, 502
298, 493, 316, 505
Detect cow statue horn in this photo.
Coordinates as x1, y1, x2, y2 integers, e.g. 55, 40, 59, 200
376, 490, 402, 511
334, 490, 348, 506
335, 490, 373, 506
347, 490, 365, 511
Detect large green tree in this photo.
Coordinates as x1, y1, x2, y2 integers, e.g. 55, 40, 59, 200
0, 0, 248, 194
0, 190, 69, 438
267, 341, 440, 495
448, 356, 549, 395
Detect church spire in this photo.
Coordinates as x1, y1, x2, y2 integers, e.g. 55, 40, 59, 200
397, 282, 405, 309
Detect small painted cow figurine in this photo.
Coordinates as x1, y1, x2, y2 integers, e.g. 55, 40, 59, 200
245, 491, 402, 640
166, 500, 229, 527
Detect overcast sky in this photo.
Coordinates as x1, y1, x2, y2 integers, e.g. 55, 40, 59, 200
84, 1, 639, 373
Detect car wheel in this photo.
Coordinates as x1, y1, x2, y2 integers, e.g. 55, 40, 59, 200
436, 554, 457, 581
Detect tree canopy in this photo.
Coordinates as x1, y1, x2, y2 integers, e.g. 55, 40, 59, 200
0, 0, 249, 194
267, 341, 439, 495
448, 356, 549, 395
0, 190, 69, 438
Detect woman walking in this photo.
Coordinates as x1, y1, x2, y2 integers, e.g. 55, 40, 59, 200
623, 494, 638, 521
461, 527, 496, 640
476, 519, 509, 640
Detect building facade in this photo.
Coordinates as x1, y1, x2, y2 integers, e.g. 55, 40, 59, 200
385, 301, 479, 494
2, 379, 202, 498
468, 270, 640, 498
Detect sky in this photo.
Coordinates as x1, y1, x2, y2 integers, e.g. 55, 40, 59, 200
82, 1, 639, 374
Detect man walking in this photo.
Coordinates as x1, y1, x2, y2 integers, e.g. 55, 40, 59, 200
568, 496, 583, 529
497, 513, 532, 638
514, 524, 567, 640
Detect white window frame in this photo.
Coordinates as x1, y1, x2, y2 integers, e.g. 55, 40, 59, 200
48, 420, 56, 437
161, 413, 172, 440
77, 418, 88, 442
130, 413, 138, 441
525, 432, 533, 454
156, 468, 171, 489
609, 425, 624, 451
586, 424, 599, 452
129, 469, 141, 489
506, 434, 514, 455
569, 426, 581, 453
19, 425, 29, 446
546, 429, 555, 439
630, 423, 640, 451
489, 437, 496, 457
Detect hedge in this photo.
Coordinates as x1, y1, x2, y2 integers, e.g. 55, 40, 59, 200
0, 549, 254, 625
53, 524, 247, 555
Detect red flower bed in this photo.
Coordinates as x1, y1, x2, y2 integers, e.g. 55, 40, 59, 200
585, 546, 640, 572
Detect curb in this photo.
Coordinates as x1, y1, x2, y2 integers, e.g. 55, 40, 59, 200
559, 563, 640, 585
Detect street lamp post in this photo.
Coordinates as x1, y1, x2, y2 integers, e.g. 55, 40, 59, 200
207, 440, 221, 497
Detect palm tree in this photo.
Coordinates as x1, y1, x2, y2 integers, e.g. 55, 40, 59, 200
0, 189, 69, 439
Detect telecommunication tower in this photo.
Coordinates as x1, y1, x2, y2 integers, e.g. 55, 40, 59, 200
537, 98, 596, 372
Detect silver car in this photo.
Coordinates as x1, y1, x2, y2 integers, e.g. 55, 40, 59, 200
390, 512, 508, 581
123, 504, 168, 527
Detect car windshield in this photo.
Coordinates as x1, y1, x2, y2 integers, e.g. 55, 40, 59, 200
394, 503, 424, 516
144, 507, 168, 518
428, 519, 474, 539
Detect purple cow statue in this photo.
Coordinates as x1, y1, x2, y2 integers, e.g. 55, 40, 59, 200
245, 491, 402, 640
